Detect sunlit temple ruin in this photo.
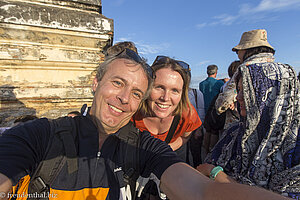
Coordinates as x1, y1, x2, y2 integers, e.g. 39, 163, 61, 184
0, 0, 113, 126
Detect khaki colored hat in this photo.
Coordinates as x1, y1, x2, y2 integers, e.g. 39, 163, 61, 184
232, 29, 274, 52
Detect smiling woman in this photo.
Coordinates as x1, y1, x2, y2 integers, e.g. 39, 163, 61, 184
132, 56, 201, 156
131, 55, 202, 199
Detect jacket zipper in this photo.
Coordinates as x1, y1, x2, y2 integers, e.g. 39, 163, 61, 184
93, 151, 101, 183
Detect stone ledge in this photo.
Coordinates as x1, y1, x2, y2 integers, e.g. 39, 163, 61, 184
0, 0, 113, 33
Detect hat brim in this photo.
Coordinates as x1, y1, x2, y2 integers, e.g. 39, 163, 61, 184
232, 42, 274, 52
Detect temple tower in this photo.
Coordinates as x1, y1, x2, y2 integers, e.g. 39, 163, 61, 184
0, 0, 113, 126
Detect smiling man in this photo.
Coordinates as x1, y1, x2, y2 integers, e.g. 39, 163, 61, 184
0, 48, 289, 200
90, 58, 148, 134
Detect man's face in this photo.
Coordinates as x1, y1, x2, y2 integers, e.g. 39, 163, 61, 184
90, 58, 148, 134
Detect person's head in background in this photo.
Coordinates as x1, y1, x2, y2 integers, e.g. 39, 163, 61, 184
232, 29, 275, 63
67, 111, 81, 118
105, 41, 138, 57
207, 64, 218, 78
228, 60, 241, 78
139, 56, 191, 119
14, 115, 38, 126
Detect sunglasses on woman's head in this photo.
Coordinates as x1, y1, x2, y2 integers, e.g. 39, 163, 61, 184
153, 56, 191, 76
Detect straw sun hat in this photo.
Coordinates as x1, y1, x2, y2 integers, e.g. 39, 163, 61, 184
232, 29, 274, 52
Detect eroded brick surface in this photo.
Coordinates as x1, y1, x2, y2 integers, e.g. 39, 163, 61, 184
0, 0, 113, 126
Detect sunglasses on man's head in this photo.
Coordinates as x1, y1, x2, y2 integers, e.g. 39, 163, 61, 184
153, 56, 191, 76
115, 48, 153, 78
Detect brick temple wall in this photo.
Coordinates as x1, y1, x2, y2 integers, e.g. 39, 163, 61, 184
0, 0, 113, 126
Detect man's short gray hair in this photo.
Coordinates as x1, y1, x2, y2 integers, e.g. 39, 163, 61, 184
95, 52, 153, 100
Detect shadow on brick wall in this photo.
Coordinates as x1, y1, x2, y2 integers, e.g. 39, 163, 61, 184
0, 85, 36, 127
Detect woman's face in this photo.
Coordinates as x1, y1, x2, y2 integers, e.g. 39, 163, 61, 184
236, 77, 246, 117
148, 67, 184, 119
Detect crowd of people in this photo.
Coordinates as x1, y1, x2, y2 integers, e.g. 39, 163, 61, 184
0, 28, 299, 200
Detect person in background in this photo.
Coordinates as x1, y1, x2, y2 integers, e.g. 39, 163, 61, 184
188, 87, 205, 167
0, 115, 38, 134
199, 64, 224, 163
67, 111, 81, 118
220, 60, 240, 131
215, 29, 275, 115
199, 64, 224, 114
188, 88, 205, 123
201, 60, 241, 161
105, 41, 138, 56
213, 60, 240, 128
220, 60, 240, 92
197, 29, 300, 199
13, 115, 38, 125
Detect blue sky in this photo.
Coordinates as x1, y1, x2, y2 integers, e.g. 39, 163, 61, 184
102, 0, 300, 88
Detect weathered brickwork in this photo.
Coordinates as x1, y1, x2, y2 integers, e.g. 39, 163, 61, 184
0, 0, 113, 126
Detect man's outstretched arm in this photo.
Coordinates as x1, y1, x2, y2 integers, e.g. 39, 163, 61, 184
160, 162, 289, 200
0, 173, 12, 200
